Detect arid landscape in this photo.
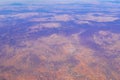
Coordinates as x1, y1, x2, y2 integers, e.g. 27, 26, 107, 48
0, 0, 120, 80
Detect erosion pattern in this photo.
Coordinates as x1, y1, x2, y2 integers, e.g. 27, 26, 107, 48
0, 0, 120, 80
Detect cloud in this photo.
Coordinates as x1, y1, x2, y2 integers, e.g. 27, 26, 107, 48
12, 12, 39, 19
51, 14, 73, 22
29, 18, 48, 22
0, 15, 6, 19
75, 13, 119, 23
74, 20, 90, 24
28, 22, 61, 33
0, 12, 39, 20
30, 14, 73, 22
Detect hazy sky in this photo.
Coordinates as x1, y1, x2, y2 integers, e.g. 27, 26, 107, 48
0, 0, 103, 4
0, 0, 119, 5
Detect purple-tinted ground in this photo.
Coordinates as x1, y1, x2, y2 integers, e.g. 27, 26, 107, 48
0, 0, 120, 80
